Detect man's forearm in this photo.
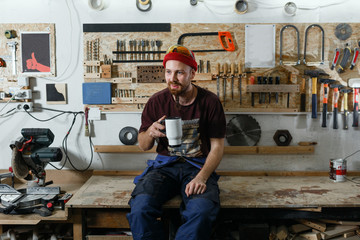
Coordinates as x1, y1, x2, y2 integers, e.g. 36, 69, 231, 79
138, 130, 155, 151
195, 138, 224, 182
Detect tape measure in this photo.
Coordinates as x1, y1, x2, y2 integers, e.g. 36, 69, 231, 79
5, 30, 16, 39
139, 0, 150, 5
234, 0, 248, 14
0, 58, 5, 67
136, 0, 152, 11
119, 127, 138, 145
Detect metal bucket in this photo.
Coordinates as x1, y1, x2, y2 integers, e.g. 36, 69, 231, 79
329, 159, 347, 182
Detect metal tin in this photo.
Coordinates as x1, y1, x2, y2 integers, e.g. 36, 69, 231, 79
329, 159, 347, 182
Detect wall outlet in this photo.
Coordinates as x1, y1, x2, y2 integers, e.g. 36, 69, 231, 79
16, 102, 33, 112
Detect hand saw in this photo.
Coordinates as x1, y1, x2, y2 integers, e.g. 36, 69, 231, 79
177, 31, 235, 52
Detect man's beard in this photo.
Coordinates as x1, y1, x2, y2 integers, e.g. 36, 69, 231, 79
168, 82, 187, 97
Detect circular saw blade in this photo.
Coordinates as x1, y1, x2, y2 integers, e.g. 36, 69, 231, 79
335, 23, 352, 41
226, 115, 261, 146
11, 147, 29, 179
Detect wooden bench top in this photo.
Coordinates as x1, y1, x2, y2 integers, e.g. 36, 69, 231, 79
67, 175, 360, 209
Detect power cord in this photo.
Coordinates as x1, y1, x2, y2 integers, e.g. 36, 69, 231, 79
24, 106, 94, 172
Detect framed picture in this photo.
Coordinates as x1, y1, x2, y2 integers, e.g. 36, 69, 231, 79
46, 83, 67, 104
21, 32, 51, 74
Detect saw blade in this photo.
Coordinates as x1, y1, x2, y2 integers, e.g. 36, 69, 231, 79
335, 23, 352, 41
11, 148, 29, 179
226, 115, 261, 146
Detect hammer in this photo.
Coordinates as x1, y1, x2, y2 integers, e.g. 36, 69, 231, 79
319, 79, 336, 127
340, 88, 352, 130
330, 84, 343, 129
304, 69, 329, 119
348, 78, 360, 127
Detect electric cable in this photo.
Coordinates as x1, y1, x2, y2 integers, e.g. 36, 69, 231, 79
24, 106, 93, 172
0, 86, 25, 115
0, 108, 16, 118
343, 149, 360, 161
200, 0, 351, 15
39, 0, 81, 82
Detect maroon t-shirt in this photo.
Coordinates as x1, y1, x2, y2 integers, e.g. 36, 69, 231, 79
139, 85, 226, 157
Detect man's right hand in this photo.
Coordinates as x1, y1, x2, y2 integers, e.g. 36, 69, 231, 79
148, 115, 167, 139
138, 115, 167, 151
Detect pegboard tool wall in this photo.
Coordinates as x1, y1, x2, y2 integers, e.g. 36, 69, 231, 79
0, 23, 56, 99
83, 23, 360, 113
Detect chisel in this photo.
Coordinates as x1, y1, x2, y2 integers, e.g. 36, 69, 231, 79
230, 63, 235, 100
223, 63, 228, 107
262, 77, 267, 104
257, 76, 262, 104
268, 77, 273, 104
238, 62, 243, 105
249, 76, 255, 107
353, 88, 359, 127
275, 76, 280, 103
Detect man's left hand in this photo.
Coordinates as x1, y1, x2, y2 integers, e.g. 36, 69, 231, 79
185, 176, 207, 197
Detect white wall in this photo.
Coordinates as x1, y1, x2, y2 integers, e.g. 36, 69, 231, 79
0, 0, 360, 173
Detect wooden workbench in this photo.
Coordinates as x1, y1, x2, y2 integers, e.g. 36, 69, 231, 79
0, 170, 92, 234
68, 174, 360, 239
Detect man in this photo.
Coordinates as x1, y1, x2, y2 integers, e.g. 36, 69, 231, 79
127, 44, 226, 240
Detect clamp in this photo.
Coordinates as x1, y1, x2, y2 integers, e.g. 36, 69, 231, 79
279, 25, 300, 65
303, 24, 325, 65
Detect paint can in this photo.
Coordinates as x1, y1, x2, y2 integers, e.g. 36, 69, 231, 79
329, 159, 347, 182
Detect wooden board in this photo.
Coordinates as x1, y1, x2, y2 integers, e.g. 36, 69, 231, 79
93, 145, 314, 154
83, 23, 360, 113
67, 175, 360, 209
0, 23, 56, 104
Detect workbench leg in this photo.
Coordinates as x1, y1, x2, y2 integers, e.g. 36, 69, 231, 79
73, 208, 84, 240
0, 225, 3, 234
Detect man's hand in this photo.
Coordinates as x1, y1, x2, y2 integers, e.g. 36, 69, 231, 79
138, 115, 167, 151
26, 52, 38, 70
185, 176, 207, 197
26, 52, 51, 72
148, 115, 167, 139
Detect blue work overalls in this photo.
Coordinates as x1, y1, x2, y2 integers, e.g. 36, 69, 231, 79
127, 155, 220, 240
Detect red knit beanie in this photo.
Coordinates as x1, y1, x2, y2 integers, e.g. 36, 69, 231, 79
163, 45, 197, 71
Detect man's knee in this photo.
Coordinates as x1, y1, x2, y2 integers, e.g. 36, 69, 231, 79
129, 194, 161, 217
184, 198, 219, 221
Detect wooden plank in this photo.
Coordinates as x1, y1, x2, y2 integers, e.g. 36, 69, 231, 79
258, 146, 314, 154
91, 170, 360, 177
193, 73, 214, 81
299, 232, 321, 240
72, 208, 83, 240
297, 219, 326, 232
289, 224, 311, 233
93, 145, 314, 154
68, 175, 360, 209
319, 220, 360, 226
316, 225, 359, 239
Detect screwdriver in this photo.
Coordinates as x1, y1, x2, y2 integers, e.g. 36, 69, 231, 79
238, 62, 243, 105
230, 63, 235, 100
